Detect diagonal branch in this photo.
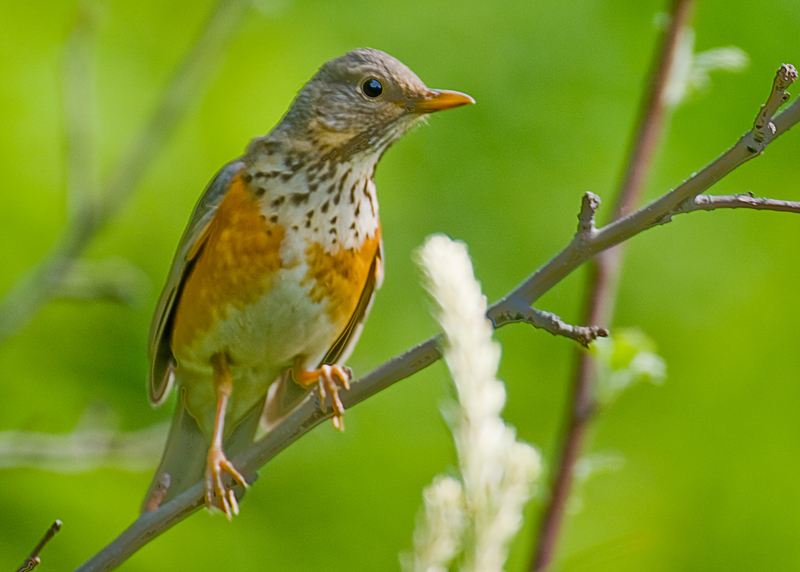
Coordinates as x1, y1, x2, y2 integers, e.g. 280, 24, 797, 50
0, 0, 251, 346
72, 61, 800, 572
15, 520, 62, 572
531, 0, 697, 567
495, 62, 798, 313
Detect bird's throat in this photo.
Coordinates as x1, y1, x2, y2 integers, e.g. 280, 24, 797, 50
244, 137, 381, 255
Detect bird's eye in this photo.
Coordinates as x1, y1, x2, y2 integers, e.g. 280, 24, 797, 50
362, 78, 383, 98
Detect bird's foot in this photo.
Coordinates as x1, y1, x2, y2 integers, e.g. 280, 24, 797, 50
205, 446, 248, 519
294, 364, 352, 431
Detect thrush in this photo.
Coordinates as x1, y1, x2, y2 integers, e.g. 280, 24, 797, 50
143, 48, 473, 518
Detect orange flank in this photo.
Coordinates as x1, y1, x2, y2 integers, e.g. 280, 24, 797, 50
171, 174, 285, 352
302, 226, 382, 326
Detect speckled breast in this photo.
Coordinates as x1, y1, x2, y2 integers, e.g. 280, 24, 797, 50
170, 173, 380, 378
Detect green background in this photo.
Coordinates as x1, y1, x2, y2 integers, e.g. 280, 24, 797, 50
2, 0, 799, 570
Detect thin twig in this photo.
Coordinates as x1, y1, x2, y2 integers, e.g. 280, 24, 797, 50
680, 193, 800, 214
531, 0, 696, 568
492, 301, 608, 348
71, 61, 800, 572
15, 520, 63, 572
0, 0, 251, 346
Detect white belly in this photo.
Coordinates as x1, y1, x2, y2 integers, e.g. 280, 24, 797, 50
176, 258, 342, 432
194, 261, 339, 369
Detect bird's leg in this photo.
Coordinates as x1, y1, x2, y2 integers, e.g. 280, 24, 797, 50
206, 352, 248, 519
292, 359, 352, 431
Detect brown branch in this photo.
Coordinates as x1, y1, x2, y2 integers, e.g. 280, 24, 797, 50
531, 1, 697, 568
71, 60, 800, 572
0, 0, 251, 346
15, 520, 62, 572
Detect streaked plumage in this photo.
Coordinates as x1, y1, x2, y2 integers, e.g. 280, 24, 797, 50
143, 48, 473, 517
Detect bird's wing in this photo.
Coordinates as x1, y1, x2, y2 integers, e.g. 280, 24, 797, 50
147, 159, 246, 405
323, 237, 384, 365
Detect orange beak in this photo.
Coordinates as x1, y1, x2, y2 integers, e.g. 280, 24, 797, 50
412, 89, 475, 113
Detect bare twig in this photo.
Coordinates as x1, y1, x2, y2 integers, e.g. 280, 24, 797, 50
15, 520, 63, 572
0, 0, 251, 346
492, 301, 608, 348
679, 193, 800, 214
71, 60, 800, 572
531, 1, 697, 568
576, 192, 601, 235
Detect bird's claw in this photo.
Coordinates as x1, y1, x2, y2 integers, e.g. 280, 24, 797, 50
295, 364, 352, 431
205, 446, 248, 519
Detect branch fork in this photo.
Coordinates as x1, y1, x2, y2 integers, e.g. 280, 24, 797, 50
492, 301, 608, 348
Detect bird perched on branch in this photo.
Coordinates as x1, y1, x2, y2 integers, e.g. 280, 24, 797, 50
142, 48, 473, 518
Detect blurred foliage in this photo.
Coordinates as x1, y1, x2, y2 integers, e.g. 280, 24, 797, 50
1, 0, 799, 570
592, 328, 667, 407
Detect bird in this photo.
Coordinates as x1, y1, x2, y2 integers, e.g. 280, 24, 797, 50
142, 48, 474, 518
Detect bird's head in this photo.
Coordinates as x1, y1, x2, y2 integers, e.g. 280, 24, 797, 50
278, 48, 474, 159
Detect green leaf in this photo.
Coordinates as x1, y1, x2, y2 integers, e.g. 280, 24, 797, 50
591, 328, 667, 406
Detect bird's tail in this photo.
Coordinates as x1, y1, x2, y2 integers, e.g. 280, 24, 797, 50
141, 391, 265, 514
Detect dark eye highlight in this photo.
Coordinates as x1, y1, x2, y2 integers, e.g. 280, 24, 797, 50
362, 78, 383, 98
